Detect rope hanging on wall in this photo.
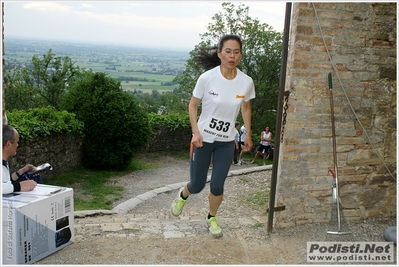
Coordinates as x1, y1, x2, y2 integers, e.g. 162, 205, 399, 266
312, 3, 396, 181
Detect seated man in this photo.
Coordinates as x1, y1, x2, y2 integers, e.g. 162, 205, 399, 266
2, 124, 38, 194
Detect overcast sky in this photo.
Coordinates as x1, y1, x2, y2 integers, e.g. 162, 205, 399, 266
2, 1, 287, 50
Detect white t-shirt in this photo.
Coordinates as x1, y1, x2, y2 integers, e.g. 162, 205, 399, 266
2, 163, 13, 194
240, 125, 247, 142
193, 66, 255, 143
260, 131, 272, 146
235, 129, 240, 143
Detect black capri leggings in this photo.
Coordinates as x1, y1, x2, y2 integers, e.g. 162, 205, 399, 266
188, 140, 234, 196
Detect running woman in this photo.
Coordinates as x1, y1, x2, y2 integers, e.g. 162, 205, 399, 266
171, 34, 255, 238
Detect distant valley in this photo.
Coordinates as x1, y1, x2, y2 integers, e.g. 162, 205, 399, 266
3, 37, 191, 94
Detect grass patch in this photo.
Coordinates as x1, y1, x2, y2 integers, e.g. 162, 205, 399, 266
255, 222, 265, 227
241, 152, 273, 165
45, 154, 159, 211
239, 177, 249, 183
241, 190, 270, 215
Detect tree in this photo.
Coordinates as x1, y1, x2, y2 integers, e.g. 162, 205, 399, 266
130, 91, 159, 114
5, 49, 80, 110
31, 49, 80, 109
151, 89, 160, 99
60, 71, 152, 170
173, 2, 283, 134
4, 68, 46, 111
157, 89, 191, 114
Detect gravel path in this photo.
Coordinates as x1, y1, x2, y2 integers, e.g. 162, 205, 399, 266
35, 153, 397, 265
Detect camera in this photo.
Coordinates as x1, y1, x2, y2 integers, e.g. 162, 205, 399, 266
26, 163, 52, 178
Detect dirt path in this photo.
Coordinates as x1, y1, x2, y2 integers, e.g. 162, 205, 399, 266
35, 153, 396, 265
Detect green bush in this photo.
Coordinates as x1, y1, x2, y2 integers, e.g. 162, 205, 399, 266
148, 113, 191, 130
61, 72, 152, 170
6, 106, 84, 141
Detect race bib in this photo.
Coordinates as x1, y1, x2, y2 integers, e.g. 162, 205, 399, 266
203, 115, 235, 139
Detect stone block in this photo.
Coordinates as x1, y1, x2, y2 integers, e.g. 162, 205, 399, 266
339, 174, 367, 183
101, 223, 122, 232
74, 224, 83, 235
105, 233, 127, 238
73, 235, 84, 243
238, 217, 257, 226
296, 219, 310, 225
297, 25, 313, 35
153, 186, 171, 194
180, 216, 190, 221
364, 209, 381, 218
136, 191, 157, 201
342, 209, 361, 218
359, 187, 388, 208
340, 194, 359, 209
122, 223, 140, 231
369, 175, 395, 185
84, 224, 102, 236
274, 220, 296, 229
166, 182, 187, 190
347, 149, 383, 165
163, 231, 185, 238
306, 197, 322, 207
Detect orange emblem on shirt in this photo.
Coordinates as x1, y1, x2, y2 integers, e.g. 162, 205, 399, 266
236, 95, 245, 98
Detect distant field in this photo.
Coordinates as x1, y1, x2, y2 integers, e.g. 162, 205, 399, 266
4, 38, 189, 93
120, 80, 177, 93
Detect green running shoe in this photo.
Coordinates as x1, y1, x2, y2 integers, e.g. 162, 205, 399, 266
171, 188, 187, 216
206, 216, 223, 238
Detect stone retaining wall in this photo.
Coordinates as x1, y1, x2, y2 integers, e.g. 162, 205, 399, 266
9, 127, 192, 179
142, 127, 192, 153
9, 134, 84, 179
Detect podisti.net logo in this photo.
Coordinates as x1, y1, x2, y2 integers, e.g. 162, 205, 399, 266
307, 242, 394, 263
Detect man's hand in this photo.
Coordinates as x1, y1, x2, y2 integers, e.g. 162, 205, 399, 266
19, 164, 36, 174
19, 180, 37, 192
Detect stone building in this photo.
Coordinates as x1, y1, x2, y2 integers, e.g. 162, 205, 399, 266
274, 2, 396, 228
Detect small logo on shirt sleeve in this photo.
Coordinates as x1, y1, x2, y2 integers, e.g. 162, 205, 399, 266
236, 95, 245, 98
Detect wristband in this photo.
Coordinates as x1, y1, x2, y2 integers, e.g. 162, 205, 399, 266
16, 171, 22, 179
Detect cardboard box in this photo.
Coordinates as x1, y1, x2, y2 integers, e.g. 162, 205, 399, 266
2, 185, 74, 264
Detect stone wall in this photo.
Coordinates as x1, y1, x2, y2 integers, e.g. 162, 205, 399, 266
142, 127, 192, 152
9, 134, 84, 180
274, 2, 396, 228
9, 127, 192, 179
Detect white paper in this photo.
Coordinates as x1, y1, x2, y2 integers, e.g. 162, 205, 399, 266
15, 184, 66, 196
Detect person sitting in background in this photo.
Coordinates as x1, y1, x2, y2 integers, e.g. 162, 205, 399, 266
2, 124, 38, 194
238, 124, 250, 164
233, 121, 241, 166
251, 125, 272, 165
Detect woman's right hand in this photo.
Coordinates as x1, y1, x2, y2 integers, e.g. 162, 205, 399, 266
191, 133, 203, 148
